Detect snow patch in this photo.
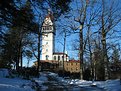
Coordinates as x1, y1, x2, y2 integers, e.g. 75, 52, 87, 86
0, 69, 9, 77
0, 77, 34, 91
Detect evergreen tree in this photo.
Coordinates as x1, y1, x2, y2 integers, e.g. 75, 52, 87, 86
0, 1, 37, 70
0, 0, 18, 26
112, 47, 120, 63
0, 33, 14, 68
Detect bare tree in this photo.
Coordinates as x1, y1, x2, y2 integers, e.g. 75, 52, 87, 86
72, 0, 89, 79
96, 0, 121, 80
71, 0, 98, 79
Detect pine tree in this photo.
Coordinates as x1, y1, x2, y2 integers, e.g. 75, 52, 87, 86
0, 1, 36, 70
112, 47, 120, 63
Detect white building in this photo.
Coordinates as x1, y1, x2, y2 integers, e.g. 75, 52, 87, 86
41, 10, 55, 60
41, 10, 69, 62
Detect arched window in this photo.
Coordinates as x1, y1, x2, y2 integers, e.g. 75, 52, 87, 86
45, 26, 47, 30
62, 56, 64, 60
46, 42, 48, 44
45, 55, 49, 60
54, 56, 56, 60
43, 27, 45, 30
49, 27, 52, 30
47, 26, 49, 30
58, 56, 60, 60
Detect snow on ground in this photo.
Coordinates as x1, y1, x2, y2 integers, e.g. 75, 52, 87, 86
0, 70, 121, 91
62, 78, 121, 91
33, 72, 48, 90
45, 72, 121, 91
98, 79, 121, 91
0, 69, 34, 91
33, 72, 48, 85
0, 77, 34, 91
65, 78, 121, 91
0, 69, 9, 78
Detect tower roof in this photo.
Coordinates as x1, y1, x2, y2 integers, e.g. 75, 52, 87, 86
45, 9, 54, 21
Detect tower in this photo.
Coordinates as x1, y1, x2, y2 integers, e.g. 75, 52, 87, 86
41, 10, 55, 60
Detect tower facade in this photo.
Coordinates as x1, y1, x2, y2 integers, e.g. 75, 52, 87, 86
41, 11, 55, 60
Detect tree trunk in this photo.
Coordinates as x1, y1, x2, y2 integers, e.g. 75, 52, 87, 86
80, 27, 83, 79
101, 0, 109, 80
102, 36, 108, 80
20, 47, 22, 69
37, 32, 40, 77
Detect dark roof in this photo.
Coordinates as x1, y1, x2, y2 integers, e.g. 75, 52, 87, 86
68, 60, 80, 63
45, 13, 54, 21
34, 60, 58, 64
53, 52, 67, 55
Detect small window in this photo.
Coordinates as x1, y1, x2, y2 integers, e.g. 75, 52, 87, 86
43, 27, 45, 30
46, 42, 48, 44
45, 55, 49, 60
45, 26, 47, 30
58, 56, 60, 60
62, 56, 64, 60
47, 27, 49, 30
46, 49, 48, 52
50, 27, 52, 30
54, 56, 56, 60
71, 63, 73, 65
67, 63, 68, 66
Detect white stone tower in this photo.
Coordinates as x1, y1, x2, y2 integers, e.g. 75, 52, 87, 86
41, 10, 55, 60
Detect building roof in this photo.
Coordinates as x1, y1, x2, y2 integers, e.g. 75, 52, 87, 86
53, 52, 68, 55
67, 60, 80, 63
45, 10, 54, 21
46, 14, 53, 20
34, 60, 58, 64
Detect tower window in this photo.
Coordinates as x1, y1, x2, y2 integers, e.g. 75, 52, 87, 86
67, 63, 68, 66
50, 27, 52, 30
46, 42, 48, 45
44, 26, 47, 30
47, 27, 49, 30
43, 27, 45, 30
46, 49, 48, 52
45, 55, 49, 60
45, 27, 46, 30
